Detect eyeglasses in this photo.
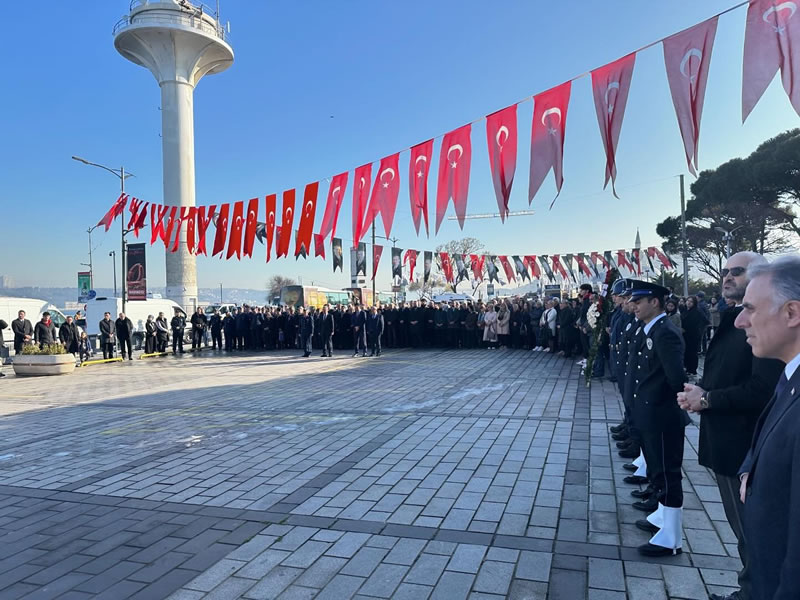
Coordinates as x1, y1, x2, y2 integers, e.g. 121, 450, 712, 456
721, 266, 747, 278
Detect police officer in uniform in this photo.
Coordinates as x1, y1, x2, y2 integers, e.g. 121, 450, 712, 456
299, 307, 314, 358
624, 280, 689, 557
171, 309, 186, 354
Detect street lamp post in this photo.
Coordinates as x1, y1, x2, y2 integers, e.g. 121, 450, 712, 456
109, 251, 117, 296
81, 225, 100, 288
72, 156, 134, 312
714, 225, 744, 259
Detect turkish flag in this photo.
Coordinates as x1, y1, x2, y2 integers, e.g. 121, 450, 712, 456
242, 197, 259, 258
372, 245, 383, 281
183, 207, 197, 254
226, 201, 245, 260
162, 207, 179, 250
318, 172, 347, 243
211, 204, 230, 257
277, 189, 295, 258
314, 233, 326, 259
409, 140, 433, 237
265, 194, 276, 262
470, 254, 485, 280
364, 153, 400, 238
98, 194, 128, 231
529, 81, 571, 208
126, 197, 143, 232
486, 105, 518, 221
170, 207, 191, 253
436, 124, 472, 233
649, 246, 673, 269
575, 253, 594, 278
631, 248, 642, 275
617, 249, 635, 273
498, 255, 515, 283
440, 253, 454, 283
352, 163, 372, 247
743, 0, 800, 121
591, 53, 636, 197
551, 254, 568, 280
404, 250, 419, 282
150, 205, 169, 246
524, 255, 541, 279
195, 205, 215, 256
663, 17, 718, 176
295, 182, 319, 258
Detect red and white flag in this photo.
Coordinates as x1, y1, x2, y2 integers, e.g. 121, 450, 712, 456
163, 207, 178, 250
524, 255, 541, 279
648, 246, 674, 269
170, 207, 191, 253
404, 250, 419, 282
226, 200, 245, 260
196, 205, 215, 256
409, 139, 433, 237
440, 253, 454, 283
277, 190, 295, 258
363, 153, 400, 239
185, 207, 197, 254
211, 204, 230, 257
470, 254, 485, 280
575, 253, 594, 278
314, 233, 326, 259
591, 53, 636, 197
551, 254, 568, 280
352, 163, 372, 247
436, 124, 472, 233
265, 194, 276, 262
150, 204, 170, 246
98, 194, 128, 231
126, 197, 144, 232
318, 172, 347, 243
486, 105, 518, 221
617, 249, 635, 273
743, 0, 800, 121
663, 17, 718, 176
498, 255, 516, 283
242, 197, 259, 258
372, 245, 383, 280
295, 182, 319, 258
528, 81, 571, 208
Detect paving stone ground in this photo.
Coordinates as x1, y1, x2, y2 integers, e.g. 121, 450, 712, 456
0, 348, 740, 599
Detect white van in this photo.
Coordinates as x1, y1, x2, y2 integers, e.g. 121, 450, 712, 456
85, 297, 187, 348
0, 297, 68, 347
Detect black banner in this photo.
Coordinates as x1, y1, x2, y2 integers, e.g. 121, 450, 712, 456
391, 247, 403, 280
423, 251, 432, 283
127, 243, 147, 300
486, 256, 499, 283
513, 255, 530, 281
332, 237, 343, 272
354, 242, 367, 276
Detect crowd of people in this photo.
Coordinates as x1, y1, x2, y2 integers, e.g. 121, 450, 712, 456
609, 252, 800, 600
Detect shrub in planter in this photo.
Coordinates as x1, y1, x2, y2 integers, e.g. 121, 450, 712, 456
13, 343, 75, 376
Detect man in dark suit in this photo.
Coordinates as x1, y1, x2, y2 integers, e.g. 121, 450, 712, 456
99, 312, 116, 359
190, 307, 207, 351
735, 255, 800, 600
625, 280, 689, 557
11, 310, 33, 354
115, 313, 134, 360
171, 310, 185, 354
299, 307, 314, 358
352, 306, 367, 357
209, 309, 223, 350
366, 306, 384, 357
319, 305, 335, 357
678, 253, 783, 600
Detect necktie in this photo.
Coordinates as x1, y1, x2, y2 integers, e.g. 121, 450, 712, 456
775, 373, 790, 401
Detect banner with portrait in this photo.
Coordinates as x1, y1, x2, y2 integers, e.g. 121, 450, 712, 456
126, 243, 147, 301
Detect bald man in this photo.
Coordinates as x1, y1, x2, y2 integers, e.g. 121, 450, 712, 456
678, 252, 783, 600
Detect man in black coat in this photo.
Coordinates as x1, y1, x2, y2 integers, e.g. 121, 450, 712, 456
115, 313, 134, 360
319, 305, 335, 357
352, 306, 367, 357
678, 253, 783, 600
171, 310, 185, 354
626, 280, 689, 557
58, 315, 80, 354
223, 313, 236, 352
11, 310, 33, 354
99, 312, 116, 359
734, 255, 800, 600
299, 307, 314, 358
190, 307, 207, 351
366, 306, 384, 357
34, 313, 57, 349
209, 309, 223, 350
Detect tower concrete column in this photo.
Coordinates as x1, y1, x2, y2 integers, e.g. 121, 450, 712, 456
113, 0, 234, 312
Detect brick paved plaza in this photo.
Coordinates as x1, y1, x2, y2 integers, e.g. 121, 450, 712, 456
0, 349, 741, 599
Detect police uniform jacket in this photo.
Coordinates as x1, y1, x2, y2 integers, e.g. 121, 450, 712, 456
632, 316, 689, 432
300, 315, 314, 337
620, 318, 643, 408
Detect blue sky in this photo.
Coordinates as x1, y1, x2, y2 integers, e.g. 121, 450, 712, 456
1, 1, 796, 292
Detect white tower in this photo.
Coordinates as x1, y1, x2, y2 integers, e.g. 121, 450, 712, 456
114, 0, 234, 311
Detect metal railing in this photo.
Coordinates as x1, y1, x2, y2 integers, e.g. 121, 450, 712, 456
114, 1, 229, 43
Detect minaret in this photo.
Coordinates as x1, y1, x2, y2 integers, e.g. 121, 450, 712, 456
113, 0, 234, 311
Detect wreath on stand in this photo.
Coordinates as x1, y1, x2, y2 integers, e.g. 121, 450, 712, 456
584, 268, 620, 385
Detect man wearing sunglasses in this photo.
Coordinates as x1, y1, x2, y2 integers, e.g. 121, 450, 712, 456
678, 252, 783, 600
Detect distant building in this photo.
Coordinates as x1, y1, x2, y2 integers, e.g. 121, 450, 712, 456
0, 275, 14, 289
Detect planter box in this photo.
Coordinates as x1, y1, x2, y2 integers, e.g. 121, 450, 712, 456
12, 354, 76, 377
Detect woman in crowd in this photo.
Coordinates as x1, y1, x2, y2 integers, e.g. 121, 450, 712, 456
145, 314, 157, 354
538, 300, 558, 353
708, 295, 721, 340
665, 298, 682, 331
497, 303, 510, 348
483, 304, 499, 349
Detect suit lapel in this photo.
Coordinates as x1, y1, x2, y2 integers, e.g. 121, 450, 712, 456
751, 369, 800, 466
